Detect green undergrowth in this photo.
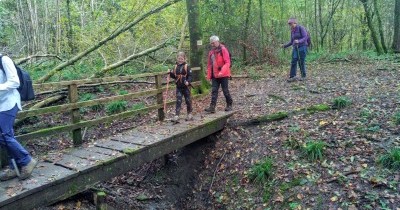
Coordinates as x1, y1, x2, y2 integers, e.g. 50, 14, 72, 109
332, 96, 351, 109
303, 140, 327, 161
249, 157, 274, 185
378, 148, 400, 170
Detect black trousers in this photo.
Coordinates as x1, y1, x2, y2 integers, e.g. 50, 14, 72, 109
176, 86, 192, 115
210, 77, 233, 106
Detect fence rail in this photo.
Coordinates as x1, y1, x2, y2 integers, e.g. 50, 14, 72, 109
15, 67, 203, 145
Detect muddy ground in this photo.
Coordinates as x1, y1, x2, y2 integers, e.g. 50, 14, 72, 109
36, 56, 399, 209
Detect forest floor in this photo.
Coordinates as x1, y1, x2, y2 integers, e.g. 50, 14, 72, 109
38, 56, 399, 210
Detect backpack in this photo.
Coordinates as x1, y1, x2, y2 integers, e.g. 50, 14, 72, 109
173, 63, 189, 85
219, 45, 232, 68
299, 25, 312, 47
0, 55, 35, 101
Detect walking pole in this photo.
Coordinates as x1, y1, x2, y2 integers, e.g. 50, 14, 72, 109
163, 73, 170, 112
0, 131, 21, 177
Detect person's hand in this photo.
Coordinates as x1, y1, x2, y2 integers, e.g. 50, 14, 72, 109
185, 81, 189, 86
294, 39, 299, 44
218, 72, 223, 77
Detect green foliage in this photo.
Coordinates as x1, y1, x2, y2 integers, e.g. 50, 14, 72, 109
378, 148, 400, 170
118, 89, 129, 95
106, 100, 127, 114
360, 108, 373, 119
79, 93, 95, 102
307, 104, 330, 113
303, 140, 327, 161
249, 157, 274, 184
79, 93, 103, 112
392, 111, 400, 125
131, 102, 145, 110
247, 66, 261, 80
332, 96, 351, 109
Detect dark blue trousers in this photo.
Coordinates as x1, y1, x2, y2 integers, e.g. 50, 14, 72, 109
0, 105, 31, 168
290, 45, 307, 78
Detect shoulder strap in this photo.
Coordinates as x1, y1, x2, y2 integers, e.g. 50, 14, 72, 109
184, 64, 188, 77
0, 55, 4, 73
173, 64, 178, 75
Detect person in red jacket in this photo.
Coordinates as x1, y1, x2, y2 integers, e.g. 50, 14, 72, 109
204, 35, 233, 113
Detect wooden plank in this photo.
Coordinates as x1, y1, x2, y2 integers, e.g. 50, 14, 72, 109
95, 140, 143, 153
84, 146, 125, 157
0, 162, 74, 208
47, 154, 97, 172
111, 132, 165, 146
68, 149, 114, 162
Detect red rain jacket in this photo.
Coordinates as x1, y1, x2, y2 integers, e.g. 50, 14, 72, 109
207, 44, 231, 80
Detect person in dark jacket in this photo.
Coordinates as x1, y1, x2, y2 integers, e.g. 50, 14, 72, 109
282, 17, 309, 82
168, 52, 193, 122
204, 35, 233, 113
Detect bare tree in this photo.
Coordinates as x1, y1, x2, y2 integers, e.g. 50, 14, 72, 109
37, 0, 183, 83
393, 0, 400, 52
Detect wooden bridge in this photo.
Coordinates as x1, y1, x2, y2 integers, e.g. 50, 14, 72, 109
0, 67, 234, 209
0, 111, 233, 210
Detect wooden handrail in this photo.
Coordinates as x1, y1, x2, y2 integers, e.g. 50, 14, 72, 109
16, 68, 203, 145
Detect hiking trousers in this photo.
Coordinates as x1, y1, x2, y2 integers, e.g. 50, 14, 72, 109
176, 86, 192, 115
210, 77, 233, 106
0, 104, 32, 168
290, 45, 307, 78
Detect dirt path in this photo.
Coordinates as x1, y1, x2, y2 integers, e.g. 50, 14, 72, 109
43, 59, 399, 209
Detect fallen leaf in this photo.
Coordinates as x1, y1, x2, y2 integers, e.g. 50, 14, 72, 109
330, 196, 338, 202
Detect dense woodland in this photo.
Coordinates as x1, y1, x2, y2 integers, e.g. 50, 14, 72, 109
0, 0, 399, 209
0, 0, 399, 82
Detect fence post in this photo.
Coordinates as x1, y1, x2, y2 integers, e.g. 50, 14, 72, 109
68, 84, 82, 145
155, 74, 165, 121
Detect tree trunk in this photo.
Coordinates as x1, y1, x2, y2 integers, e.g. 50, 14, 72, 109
186, 0, 203, 82
37, 0, 182, 83
314, 0, 318, 51
359, 0, 384, 55
66, 0, 76, 54
92, 39, 173, 78
393, 0, 400, 52
178, 16, 188, 51
373, 0, 388, 53
242, 0, 252, 63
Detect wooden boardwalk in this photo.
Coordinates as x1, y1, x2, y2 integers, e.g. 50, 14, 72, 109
0, 111, 234, 210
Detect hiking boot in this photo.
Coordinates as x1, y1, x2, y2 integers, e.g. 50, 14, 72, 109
225, 104, 233, 111
299, 77, 306, 81
204, 106, 215, 113
172, 115, 180, 123
0, 168, 18, 181
186, 113, 193, 121
19, 158, 38, 180
286, 77, 296, 83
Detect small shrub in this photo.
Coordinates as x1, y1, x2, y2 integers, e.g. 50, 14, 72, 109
79, 93, 95, 102
119, 89, 129, 95
393, 111, 400, 125
303, 140, 326, 161
106, 100, 127, 114
249, 157, 274, 184
360, 108, 372, 119
378, 148, 400, 170
332, 96, 351, 109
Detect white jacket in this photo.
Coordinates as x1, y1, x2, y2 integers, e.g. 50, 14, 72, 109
0, 54, 22, 112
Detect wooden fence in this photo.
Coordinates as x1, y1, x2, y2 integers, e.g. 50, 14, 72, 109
12, 67, 202, 146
